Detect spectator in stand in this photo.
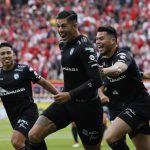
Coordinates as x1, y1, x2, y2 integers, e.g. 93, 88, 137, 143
0, 0, 150, 78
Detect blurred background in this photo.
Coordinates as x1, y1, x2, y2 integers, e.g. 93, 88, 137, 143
0, 0, 150, 149
0, 0, 150, 80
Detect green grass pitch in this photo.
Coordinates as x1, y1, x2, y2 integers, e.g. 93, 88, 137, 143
0, 119, 134, 150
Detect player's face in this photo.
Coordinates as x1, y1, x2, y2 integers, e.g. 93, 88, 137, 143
56, 18, 76, 43
96, 31, 113, 56
0, 47, 15, 69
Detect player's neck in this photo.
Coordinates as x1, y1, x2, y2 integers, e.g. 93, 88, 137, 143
106, 45, 117, 58
68, 31, 81, 43
3, 63, 15, 71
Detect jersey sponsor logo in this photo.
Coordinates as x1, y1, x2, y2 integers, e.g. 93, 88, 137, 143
88, 82, 92, 87
17, 119, 29, 130
85, 47, 94, 52
15, 69, 23, 72
120, 55, 126, 59
117, 52, 126, 56
77, 37, 88, 45
117, 59, 126, 63
80, 37, 88, 43
117, 53, 127, 60
89, 55, 95, 61
112, 90, 119, 95
70, 48, 75, 55
0, 87, 25, 96
102, 62, 106, 67
63, 67, 78, 72
82, 129, 99, 141
18, 64, 26, 68
0, 87, 7, 93
77, 40, 81, 45
107, 75, 126, 82
14, 73, 19, 80
34, 71, 39, 77
29, 67, 40, 78
91, 64, 98, 67
82, 129, 88, 136
88, 60, 97, 64
75, 99, 89, 102
29, 66, 34, 72
123, 108, 136, 118
101, 55, 107, 59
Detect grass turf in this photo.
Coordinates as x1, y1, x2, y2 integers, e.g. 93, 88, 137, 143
0, 118, 134, 150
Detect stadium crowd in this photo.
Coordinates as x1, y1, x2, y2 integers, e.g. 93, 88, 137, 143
0, 0, 150, 79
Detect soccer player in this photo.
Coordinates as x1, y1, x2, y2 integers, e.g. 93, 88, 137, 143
29, 10, 103, 150
0, 42, 58, 150
96, 26, 150, 150
71, 122, 80, 148
98, 86, 130, 150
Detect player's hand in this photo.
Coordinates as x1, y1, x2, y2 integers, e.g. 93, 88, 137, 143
54, 92, 71, 104
98, 65, 103, 71
99, 65, 105, 76
100, 95, 109, 103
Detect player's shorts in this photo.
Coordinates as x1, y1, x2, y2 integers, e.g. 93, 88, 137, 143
109, 109, 123, 121
118, 95, 150, 138
108, 101, 126, 121
9, 103, 39, 137
42, 98, 103, 145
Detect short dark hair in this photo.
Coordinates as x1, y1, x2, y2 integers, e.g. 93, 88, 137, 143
0, 42, 13, 49
97, 26, 117, 41
56, 10, 77, 23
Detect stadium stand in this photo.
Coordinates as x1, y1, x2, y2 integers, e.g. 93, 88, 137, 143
0, 0, 150, 79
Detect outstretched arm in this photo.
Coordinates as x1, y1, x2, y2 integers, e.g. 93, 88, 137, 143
100, 62, 128, 77
141, 72, 150, 79
37, 77, 58, 95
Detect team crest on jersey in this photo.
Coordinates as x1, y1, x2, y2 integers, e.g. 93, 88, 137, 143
118, 53, 126, 59
89, 55, 95, 60
70, 48, 75, 55
14, 73, 19, 80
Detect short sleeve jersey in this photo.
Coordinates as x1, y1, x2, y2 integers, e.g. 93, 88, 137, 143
61, 35, 99, 99
98, 48, 149, 104
0, 63, 41, 115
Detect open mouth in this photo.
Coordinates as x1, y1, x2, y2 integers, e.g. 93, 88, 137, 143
97, 45, 103, 50
60, 33, 67, 40
61, 34, 66, 38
